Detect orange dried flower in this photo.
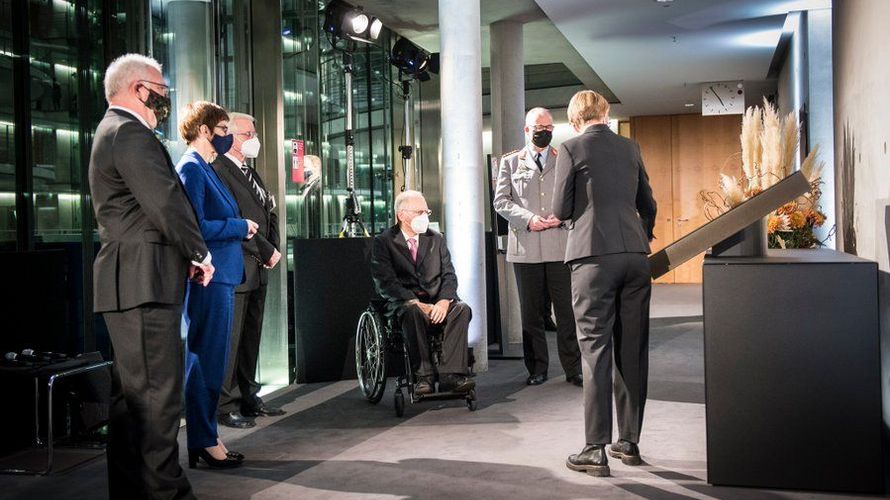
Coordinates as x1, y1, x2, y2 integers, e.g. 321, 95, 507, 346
768, 215, 781, 234
778, 202, 797, 216
789, 211, 807, 229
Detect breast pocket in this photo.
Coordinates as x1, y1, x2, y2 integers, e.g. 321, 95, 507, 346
511, 169, 534, 197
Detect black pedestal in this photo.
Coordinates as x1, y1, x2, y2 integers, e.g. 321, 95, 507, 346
292, 238, 375, 383
703, 249, 883, 493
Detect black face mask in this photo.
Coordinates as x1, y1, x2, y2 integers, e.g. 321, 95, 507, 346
532, 129, 552, 148
138, 85, 171, 125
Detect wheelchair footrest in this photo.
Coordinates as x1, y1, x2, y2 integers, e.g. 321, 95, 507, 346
413, 391, 475, 403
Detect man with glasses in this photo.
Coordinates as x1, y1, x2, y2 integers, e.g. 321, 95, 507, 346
90, 54, 212, 499
370, 190, 474, 396
211, 112, 285, 429
494, 107, 582, 387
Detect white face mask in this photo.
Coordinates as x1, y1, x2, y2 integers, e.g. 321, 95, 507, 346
241, 136, 261, 159
410, 213, 430, 234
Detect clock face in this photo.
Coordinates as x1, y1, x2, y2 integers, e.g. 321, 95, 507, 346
701, 81, 745, 116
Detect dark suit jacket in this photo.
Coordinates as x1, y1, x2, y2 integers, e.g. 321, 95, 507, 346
371, 225, 459, 315
212, 154, 280, 291
89, 108, 208, 312
552, 124, 657, 263
176, 150, 247, 287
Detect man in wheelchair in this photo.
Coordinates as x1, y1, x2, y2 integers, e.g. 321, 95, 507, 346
370, 190, 475, 397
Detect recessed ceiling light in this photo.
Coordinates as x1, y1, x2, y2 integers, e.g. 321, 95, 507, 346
654, 0, 674, 5
685, 103, 695, 107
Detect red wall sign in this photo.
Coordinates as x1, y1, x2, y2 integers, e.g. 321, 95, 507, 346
291, 139, 305, 183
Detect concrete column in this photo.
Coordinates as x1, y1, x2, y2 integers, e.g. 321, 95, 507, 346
490, 21, 525, 156
167, 0, 215, 156
439, 0, 487, 371
489, 21, 526, 350
250, 0, 289, 388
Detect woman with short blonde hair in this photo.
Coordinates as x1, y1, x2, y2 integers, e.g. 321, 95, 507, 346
566, 90, 610, 131
175, 100, 257, 469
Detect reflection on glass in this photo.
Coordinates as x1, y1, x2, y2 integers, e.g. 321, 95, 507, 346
283, 0, 394, 244
0, 0, 14, 248
29, 0, 105, 244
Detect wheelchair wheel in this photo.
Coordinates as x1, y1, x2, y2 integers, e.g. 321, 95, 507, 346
466, 390, 477, 412
355, 309, 387, 404
394, 390, 405, 417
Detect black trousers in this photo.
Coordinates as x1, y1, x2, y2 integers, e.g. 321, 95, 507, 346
514, 262, 581, 378
570, 253, 651, 445
218, 285, 267, 414
103, 304, 195, 500
397, 301, 471, 377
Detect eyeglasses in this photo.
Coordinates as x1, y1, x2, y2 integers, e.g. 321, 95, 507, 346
236, 131, 258, 139
400, 208, 432, 216
214, 124, 229, 134
531, 125, 554, 132
137, 80, 170, 95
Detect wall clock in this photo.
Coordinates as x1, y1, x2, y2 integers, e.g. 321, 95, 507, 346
701, 81, 745, 116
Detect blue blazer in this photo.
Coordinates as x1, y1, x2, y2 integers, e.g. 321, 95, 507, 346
176, 150, 247, 286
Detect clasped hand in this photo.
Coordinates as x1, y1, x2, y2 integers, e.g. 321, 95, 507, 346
528, 215, 562, 232
189, 262, 215, 287
415, 299, 450, 324
245, 219, 259, 240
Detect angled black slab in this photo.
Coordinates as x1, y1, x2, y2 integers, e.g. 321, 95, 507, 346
648, 170, 811, 278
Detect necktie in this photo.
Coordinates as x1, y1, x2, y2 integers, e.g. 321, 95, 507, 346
240, 164, 268, 206
407, 238, 418, 263
534, 153, 543, 171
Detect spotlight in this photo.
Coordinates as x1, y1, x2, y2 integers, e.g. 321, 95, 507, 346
390, 37, 439, 81
322, 0, 381, 44
369, 18, 383, 40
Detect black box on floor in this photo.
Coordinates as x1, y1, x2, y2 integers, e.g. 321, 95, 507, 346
703, 249, 883, 493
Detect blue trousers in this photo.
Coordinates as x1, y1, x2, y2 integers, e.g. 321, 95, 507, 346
184, 281, 235, 449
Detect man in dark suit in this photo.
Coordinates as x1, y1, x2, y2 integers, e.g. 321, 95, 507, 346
212, 112, 285, 428
89, 54, 213, 499
370, 191, 475, 396
552, 91, 657, 478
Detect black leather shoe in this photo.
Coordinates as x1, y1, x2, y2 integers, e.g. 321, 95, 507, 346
226, 451, 245, 462
242, 402, 286, 417
218, 412, 256, 429
443, 374, 476, 394
609, 439, 643, 465
188, 448, 242, 469
566, 374, 583, 387
414, 377, 433, 396
566, 444, 610, 477
526, 374, 547, 385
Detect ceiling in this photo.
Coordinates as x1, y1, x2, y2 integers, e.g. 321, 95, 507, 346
355, 0, 831, 118
534, 0, 832, 117
358, 0, 616, 102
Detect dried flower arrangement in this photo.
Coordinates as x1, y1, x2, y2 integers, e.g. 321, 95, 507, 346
700, 98, 829, 249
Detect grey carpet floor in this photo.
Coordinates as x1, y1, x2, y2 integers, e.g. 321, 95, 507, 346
0, 289, 879, 499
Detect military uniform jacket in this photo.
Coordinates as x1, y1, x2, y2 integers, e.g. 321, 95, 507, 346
493, 145, 569, 263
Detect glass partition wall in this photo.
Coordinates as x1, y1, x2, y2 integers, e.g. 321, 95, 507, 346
283, 0, 395, 244
6, 0, 399, 385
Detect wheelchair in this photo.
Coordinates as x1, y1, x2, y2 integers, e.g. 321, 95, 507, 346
355, 300, 478, 417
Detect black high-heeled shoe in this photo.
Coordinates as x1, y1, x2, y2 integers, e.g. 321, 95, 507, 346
188, 448, 242, 469
226, 451, 245, 462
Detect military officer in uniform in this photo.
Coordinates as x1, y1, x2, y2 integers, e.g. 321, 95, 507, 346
494, 107, 582, 387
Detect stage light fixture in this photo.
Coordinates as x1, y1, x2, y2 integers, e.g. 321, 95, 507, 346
322, 0, 381, 44
390, 37, 438, 81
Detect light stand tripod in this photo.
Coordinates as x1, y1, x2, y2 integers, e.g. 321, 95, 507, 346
398, 79, 416, 191
338, 49, 369, 238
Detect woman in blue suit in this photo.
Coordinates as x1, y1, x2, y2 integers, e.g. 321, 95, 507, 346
175, 101, 257, 469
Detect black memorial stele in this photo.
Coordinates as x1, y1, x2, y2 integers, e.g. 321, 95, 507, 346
648, 170, 885, 493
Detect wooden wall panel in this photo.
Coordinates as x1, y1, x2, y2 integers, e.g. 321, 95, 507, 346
671, 114, 742, 283
631, 116, 675, 284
